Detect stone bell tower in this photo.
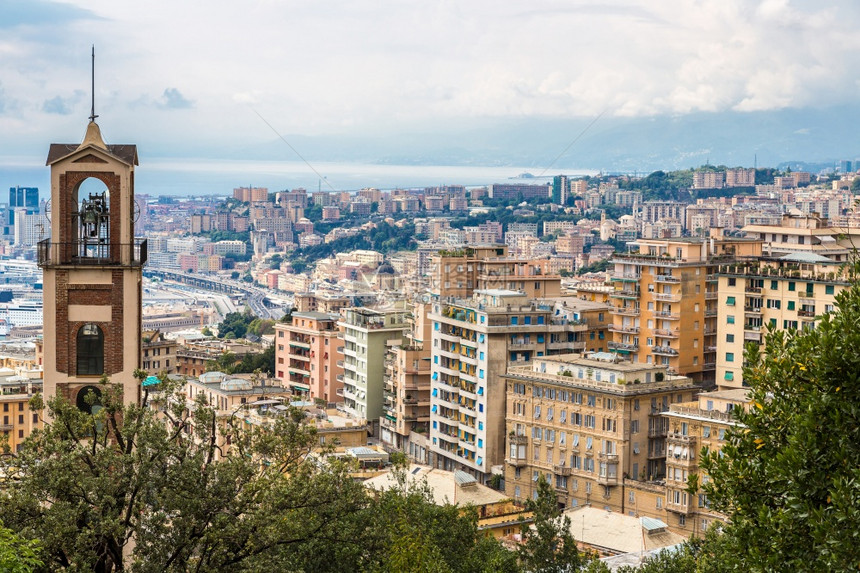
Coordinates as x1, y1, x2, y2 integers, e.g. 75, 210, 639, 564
39, 119, 146, 408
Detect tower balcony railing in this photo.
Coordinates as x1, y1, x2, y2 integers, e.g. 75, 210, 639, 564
38, 238, 148, 268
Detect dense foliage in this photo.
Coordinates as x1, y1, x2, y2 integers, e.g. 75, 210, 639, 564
0, 378, 517, 572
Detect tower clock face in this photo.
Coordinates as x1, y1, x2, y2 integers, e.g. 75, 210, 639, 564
133, 199, 141, 222
44, 198, 52, 222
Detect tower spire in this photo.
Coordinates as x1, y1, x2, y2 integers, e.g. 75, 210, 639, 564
89, 45, 98, 123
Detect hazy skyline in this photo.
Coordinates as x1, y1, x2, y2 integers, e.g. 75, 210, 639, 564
1, 0, 859, 192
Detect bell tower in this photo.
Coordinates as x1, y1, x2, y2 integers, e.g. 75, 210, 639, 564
39, 117, 146, 408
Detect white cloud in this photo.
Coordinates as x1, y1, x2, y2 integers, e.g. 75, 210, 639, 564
0, 0, 859, 157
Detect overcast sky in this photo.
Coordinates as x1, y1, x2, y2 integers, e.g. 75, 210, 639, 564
1, 0, 859, 170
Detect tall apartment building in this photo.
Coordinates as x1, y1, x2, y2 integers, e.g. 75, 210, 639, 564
552, 175, 569, 204
381, 302, 433, 458
741, 213, 860, 262
609, 235, 761, 384
662, 388, 750, 535
430, 246, 561, 299
725, 168, 755, 187
503, 354, 697, 512
641, 201, 687, 224
274, 312, 344, 402
692, 171, 725, 189
428, 290, 600, 481
715, 254, 850, 389
488, 184, 549, 201
233, 186, 268, 202
338, 307, 410, 431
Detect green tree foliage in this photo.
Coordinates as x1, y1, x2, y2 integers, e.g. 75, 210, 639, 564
0, 381, 515, 572
699, 280, 860, 571
518, 476, 589, 572
0, 522, 42, 573
289, 221, 417, 268
217, 310, 254, 339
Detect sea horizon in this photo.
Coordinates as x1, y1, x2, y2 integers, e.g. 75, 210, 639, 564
0, 157, 597, 198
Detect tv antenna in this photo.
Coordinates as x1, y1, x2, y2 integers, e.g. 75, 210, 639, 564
89, 45, 98, 122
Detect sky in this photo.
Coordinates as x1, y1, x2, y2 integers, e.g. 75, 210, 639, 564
1, 0, 859, 192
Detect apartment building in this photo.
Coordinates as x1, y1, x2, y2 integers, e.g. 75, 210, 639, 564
692, 171, 725, 190
274, 312, 343, 402
338, 307, 410, 431
1, 374, 42, 453
741, 212, 860, 262
141, 329, 177, 375
503, 354, 697, 514
609, 235, 761, 384
663, 388, 750, 535
430, 245, 562, 299
715, 254, 850, 389
428, 290, 602, 481
381, 302, 432, 459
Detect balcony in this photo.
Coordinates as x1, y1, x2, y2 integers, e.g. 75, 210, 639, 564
653, 328, 679, 339
744, 331, 762, 342
654, 274, 680, 284
507, 457, 528, 468
652, 346, 679, 356
653, 292, 682, 302
509, 434, 528, 445
38, 238, 148, 268
611, 273, 640, 282
744, 306, 763, 315
704, 308, 718, 317
611, 289, 641, 300
798, 309, 816, 318
745, 285, 762, 294
704, 291, 718, 300
608, 324, 640, 335
335, 388, 344, 397
553, 464, 572, 476
608, 341, 639, 353
509, 341, 537, 350
613, 306, 640, 316
654, 311, 680, 320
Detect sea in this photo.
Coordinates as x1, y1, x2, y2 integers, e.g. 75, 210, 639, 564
0, 158, 595, 197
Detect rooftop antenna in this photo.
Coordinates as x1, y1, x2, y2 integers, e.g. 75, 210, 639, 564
89, 45, 98, 123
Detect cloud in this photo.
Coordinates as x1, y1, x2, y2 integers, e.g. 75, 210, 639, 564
157, 88, 193, 110
43, 92, 84, 115
0, 0, 97, 30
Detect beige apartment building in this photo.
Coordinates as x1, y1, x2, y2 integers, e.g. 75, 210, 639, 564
609, 235, 761, 384
1, 374, 42, 454
741, 212, 860, 262
381, 302, 433, 460
430, 245, 561, 299
274, 312, 343, 402
663, 388, 750, 536
715, 253, 850, 389
503, 354, 698, 518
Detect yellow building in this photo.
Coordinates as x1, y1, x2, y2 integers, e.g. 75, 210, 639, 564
503, 353, 698, 513
1, 373, 43, 454
663, 388, 750, 536
716, 254, 850, 389
609, 235, 761, 384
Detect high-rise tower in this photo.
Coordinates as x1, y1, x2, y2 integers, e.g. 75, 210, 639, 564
39, 120, 146, 409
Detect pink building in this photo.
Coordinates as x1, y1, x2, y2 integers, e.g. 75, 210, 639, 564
274, 312, 344, 402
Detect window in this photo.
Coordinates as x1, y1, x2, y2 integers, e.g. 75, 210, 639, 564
728, 278, 736, 286
787, 301, 795, 311
726, 296, 736, 306
788, 282, 795, 292
724, 372, 734, 381
726, 334, 734, 343
771, 280, 778, 289
726, 352, 734, 362
77, 324, 104, 376
826, 285, 835, 295
727, 315, 735, 325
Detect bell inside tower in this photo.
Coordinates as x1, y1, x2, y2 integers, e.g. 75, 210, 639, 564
73, 187, 110, 260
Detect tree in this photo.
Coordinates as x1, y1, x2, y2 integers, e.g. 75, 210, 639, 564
518, 476, 588, 572
0, 522, 42, 573
1, 380, 518, 572
700, 279, 860, 571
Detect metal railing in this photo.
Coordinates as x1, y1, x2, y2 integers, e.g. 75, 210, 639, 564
38, 238, 147, 267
